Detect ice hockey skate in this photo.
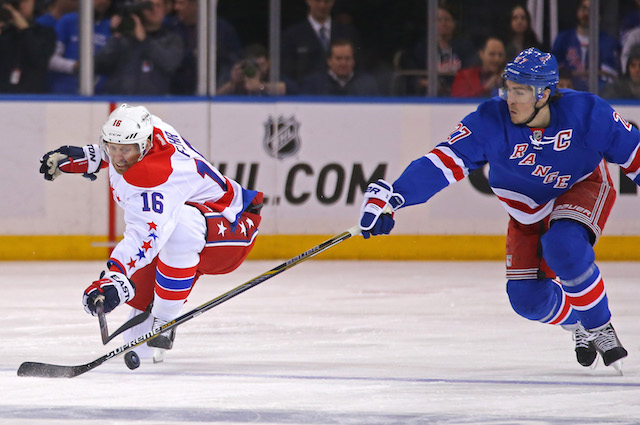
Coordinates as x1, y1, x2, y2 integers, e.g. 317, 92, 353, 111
574, 323, 627, 372
147, 317, 176, 363
572, 325, 597, 367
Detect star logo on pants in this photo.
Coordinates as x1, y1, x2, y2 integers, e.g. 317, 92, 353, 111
217, 221, 227, 237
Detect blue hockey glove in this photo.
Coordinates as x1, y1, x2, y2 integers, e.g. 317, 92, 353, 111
83, 271, 136, 316
40, 144, 102, 181
359, 179, 404, 239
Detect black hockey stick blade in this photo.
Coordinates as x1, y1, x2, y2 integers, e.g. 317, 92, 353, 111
17, 325, 166, 378
17, 360, 103, 378
17, 226, 360, 378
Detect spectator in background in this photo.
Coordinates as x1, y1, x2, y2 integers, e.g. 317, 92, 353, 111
403, 5, 475, 97
504, 4, 543, 61
551, 0, 619, 91
216, 44, 291, 96
451, 36, 505, 98
602, 44, 640, 99
300, 38, 378, 96
558, 67, 574, 89
95, 0, 183, 95
215, 15, 242, 87
0, 0, 56, 93
47, 0, 111, 94
163, 0, 174, 17
166, 0, 196, 94
166, 0, 242, 94
617, 19, 640, 74
619, 0, 640, 46
35, 0, 77, 28
281, 0, 359, 86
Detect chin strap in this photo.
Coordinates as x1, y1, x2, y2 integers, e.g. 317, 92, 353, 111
523, 97, 550, 125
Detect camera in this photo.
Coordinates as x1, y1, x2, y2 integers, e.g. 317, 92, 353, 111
115, 0, 154, 35
241, 60, 260, 79
0, 0, 22, 24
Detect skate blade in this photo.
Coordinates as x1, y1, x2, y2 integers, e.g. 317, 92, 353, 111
152, 347, 166, 364
610, 359, 624, 376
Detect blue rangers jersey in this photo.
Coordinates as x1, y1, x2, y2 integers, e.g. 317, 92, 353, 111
393, 89, 640, 224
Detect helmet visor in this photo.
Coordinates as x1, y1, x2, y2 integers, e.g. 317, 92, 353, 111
500, 75, 549, 102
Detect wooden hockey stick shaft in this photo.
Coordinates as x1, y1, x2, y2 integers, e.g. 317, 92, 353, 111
17, 226, 360, 378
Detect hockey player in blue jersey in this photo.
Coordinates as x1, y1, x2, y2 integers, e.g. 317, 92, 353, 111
359, 48, 635, 371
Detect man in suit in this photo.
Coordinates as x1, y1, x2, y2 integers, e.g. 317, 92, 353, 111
301, 39, 378, 96
281, 0, 359, 85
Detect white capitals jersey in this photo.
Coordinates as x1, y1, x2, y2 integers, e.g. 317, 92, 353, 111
105, 115, 257, 277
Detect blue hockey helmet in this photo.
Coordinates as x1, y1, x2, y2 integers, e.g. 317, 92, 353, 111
500, 48, 559, 100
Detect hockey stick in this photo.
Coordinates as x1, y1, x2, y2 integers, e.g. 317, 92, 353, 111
96, 298, 151, 345
17, 226, 360, 378
95, 298, 109, 344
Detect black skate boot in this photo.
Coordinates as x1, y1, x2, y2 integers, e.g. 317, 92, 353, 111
148, 318, 176, 363
573, 325, 597, 367
588, 323, 628, 368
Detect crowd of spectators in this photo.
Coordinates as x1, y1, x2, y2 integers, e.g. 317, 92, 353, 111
2, 0, 640, 98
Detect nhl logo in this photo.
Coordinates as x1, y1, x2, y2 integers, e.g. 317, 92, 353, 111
532, 129, 543, 141
263, 115, 300, 159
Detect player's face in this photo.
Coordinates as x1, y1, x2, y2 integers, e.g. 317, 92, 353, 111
105, 142, 141, 174
503, 80, 538, 124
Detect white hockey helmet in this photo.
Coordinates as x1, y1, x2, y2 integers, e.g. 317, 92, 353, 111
100, 104, 153, 161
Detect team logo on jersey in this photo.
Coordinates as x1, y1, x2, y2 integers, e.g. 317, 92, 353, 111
263, 115, 300, 160
532, 129, 543, 142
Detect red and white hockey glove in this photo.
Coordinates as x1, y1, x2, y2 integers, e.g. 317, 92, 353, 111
83, 271, 136, 316
40, 144, 103, 181
359, 179, 404, 239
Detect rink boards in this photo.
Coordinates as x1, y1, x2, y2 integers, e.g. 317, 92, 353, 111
2, 98, 640, 260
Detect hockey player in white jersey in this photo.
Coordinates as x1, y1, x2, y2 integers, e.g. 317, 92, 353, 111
40, 104, 263, 362
359, 48, 636, 371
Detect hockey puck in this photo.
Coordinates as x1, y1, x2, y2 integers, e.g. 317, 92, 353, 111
124, 351, 140, 370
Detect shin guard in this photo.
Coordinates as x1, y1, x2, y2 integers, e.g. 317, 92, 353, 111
541, 220, 611, 330
506, 278, 577, 325
152, 259, 198, 321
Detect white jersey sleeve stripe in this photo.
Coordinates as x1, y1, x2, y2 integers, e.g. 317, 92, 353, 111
621, 142, 640, 180
425, 146, 469, 185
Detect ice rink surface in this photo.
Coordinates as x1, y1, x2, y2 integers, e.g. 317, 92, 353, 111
1, 259, 639, 425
